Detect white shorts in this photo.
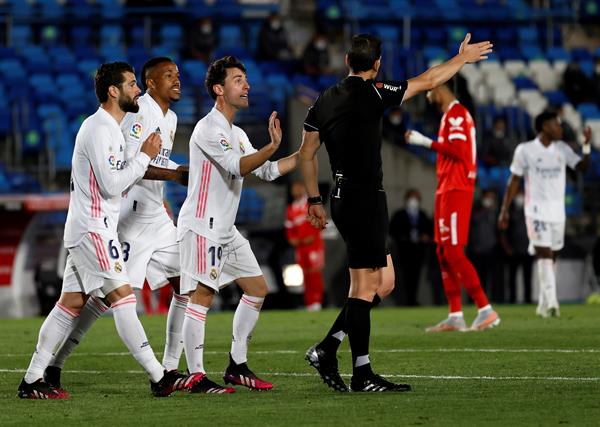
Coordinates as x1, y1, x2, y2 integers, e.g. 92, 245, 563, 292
118, 217, 180, 290
62, 232, 129, 297
179, 229, 262, 294
525, 217, 565, 254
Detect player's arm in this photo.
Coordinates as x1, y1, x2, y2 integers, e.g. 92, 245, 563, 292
404, 129, 466, 160
575, 126, 592, 172
299, 130, 327, 229
239, 111, 282, 177
88, 126, 160, 198
403, 33, 493, 102
143, 165, 189, 186
498, 174, 521, 230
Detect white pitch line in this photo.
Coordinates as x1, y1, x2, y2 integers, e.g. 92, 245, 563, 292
1, 348, 599, 357
1, 368, 598, 382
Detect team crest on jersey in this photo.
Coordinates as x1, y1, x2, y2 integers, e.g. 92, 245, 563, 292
449, 117, 464, 128
210, 267, 219, 280
130, 122, 143, 139
239, 139, 246, 154
219, 138, 232, 151
108, 154, 116, 167
114, 262, 122, 273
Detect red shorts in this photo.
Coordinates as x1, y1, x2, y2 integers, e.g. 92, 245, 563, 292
434, 190, 474, 246
296, 245, 325, 270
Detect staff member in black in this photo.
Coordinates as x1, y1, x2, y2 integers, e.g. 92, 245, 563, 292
301, 33, 492, 392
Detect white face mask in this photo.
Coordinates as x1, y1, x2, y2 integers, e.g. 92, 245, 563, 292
493, 128, 505, 138
406, 197, 420, 212
389, 115, 402, 126
514, 195, 524, 208
315, 40, 327, 50
270, 20, 281, 30
595, 65, 600, 74
482, 198, 495, 209
200, 24, 212, 34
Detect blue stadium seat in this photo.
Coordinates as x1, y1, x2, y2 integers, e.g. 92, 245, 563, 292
513, 76, 537, 90
218, 25, 243, 48
70, 26, 93, 48
67, 0, 96, 19
97, 0, 124, 19
11, 26, 33, 48
579, 60, 594, 78
544, 90, 568, 106
100, 25, 123, 47
160, 25, 183, 49
577, 103, 600, 120
38, 0, 65, 19
181, 59, 208, 87
546, 47, 570, 62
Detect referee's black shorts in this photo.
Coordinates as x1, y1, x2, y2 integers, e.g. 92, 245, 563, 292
331, 187, 389, 269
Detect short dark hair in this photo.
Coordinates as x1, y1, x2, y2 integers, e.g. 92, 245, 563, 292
140, 57, 173, 91
347, 34, 381, 73
440, 76, 458, 93
535, 110, 558, 133
205, 56, 246, 100
94, 61, 135, 103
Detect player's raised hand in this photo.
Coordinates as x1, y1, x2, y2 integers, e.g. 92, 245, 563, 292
583, 126, 592, 146
141, 132, 162, 160
268, 111, 282, 149
458, 33, 493, 63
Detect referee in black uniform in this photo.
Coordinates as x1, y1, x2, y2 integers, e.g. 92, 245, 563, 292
301, 33, 492, 392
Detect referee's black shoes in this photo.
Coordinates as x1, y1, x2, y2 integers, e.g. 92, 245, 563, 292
350, 373, 412, 392
305, 344, 349, 392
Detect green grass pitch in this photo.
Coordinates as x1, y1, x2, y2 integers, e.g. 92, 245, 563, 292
1, 305, 599, 426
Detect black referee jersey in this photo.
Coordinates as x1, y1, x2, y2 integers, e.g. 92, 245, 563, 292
303, 76, 408, 189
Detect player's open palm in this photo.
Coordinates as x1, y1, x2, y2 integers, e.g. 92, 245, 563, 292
141, 132, 161, 160
268, 111, 282, 149
458, 33, 493, 63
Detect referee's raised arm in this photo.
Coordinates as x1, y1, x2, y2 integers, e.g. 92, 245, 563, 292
403, 33, 493, 102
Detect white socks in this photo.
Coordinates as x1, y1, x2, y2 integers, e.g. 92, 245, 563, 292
162, 293, 189, 371
112, 294, 164, 383
25, 303, 79, 384
182, 301, 209, 374
537, 258, 558, 310
230, 295, 264, 365
50, 296, 108, 369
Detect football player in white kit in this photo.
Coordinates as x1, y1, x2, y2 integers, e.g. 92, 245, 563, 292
178, 56, 299, 392
43, 58, 192, 390
499, 111, 591, 317
18, 62, 202, 399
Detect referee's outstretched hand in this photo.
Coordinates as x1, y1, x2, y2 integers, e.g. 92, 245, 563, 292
268, 111, 282, 149
458, 33, 493, 63
307, 204, 328, 230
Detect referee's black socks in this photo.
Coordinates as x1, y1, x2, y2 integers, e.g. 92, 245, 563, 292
345, 297, 374, 378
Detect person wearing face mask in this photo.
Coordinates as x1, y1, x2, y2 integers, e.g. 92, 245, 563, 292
468, 189, 505, 303
389, 189, 433, 306
499, 111, 592, 317
499, 189, 533, 304
591, 56, 600, 109
302, 33, 332, 77
383, 107, 407, 146
188, 17, 217, 62
479, 116, 517, 167
256, 13, 292, 61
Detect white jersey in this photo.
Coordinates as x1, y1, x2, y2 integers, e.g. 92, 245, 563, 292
510, 137, 581, 222
64, 107, 151, 247
120, 93, 178, 224
177, 107, 280, 243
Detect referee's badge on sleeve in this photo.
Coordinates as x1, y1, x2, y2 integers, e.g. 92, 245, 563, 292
130, 122, 143, 140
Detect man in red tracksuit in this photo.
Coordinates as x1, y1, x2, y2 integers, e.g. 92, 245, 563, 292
285, 181, 325, 310
405, 78, 500, 332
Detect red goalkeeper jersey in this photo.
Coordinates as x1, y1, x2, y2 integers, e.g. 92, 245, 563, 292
431, 100, 477, 194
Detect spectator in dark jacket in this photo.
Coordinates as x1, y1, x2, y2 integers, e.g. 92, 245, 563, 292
389, 189, 433, 305
256, 13, 292, 61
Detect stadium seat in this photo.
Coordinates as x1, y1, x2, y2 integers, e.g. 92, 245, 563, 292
218, 25, 243, 49
504, 60, 528, 77
518, 89, 548, 117
577, 103, 600, 121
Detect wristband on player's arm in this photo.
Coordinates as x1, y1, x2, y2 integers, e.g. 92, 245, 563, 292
308, 195, 323, 205
582, 143, 591, 155
406, 130, 433, 148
